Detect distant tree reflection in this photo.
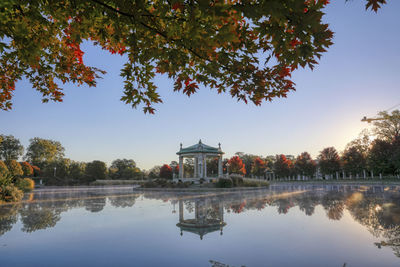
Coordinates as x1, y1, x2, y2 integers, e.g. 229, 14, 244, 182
0, 204, 19, 236
0, 185, 400, 258
20, 206, 61, 233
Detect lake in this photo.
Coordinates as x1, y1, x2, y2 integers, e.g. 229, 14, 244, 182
1, 184, 400, 266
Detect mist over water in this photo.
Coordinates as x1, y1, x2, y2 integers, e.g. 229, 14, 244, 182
1, 185, 400, 267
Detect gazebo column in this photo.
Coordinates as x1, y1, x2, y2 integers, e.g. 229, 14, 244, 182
179, 156, 184, 178
218, 156, 223, 177
194, 157, 198, 178
204, 155, 207, 178
179, 199, 184, 222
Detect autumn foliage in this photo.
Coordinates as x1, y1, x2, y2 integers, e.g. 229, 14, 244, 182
251, 157, 266, 177
228, 156, 246, 176
274, 155, 293, 178
0, 0, 385, 112
20, 161, 34, 176
159, 164, 173, 179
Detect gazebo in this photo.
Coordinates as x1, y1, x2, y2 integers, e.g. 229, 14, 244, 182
176, 198, 226, 240
176, 140, 224, 181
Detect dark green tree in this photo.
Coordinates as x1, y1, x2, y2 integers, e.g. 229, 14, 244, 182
85, 160, 107, 181
341, 147, 366, 176
372, 110, 400, 141
294, 152, 316, 177
0, 135, 24, 161
318, 147, 341, 176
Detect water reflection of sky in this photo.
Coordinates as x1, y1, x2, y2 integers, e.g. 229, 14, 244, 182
1, 185, 400, 267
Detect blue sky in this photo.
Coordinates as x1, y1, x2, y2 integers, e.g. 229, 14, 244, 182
1, 1, 399, 170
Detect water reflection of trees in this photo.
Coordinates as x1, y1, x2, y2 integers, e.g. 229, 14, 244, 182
141, 185, 400, 257
1, 185, 400, 257
0, 188, 139, 236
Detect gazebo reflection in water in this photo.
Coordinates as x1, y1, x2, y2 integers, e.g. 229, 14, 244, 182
176, 198, 226, 240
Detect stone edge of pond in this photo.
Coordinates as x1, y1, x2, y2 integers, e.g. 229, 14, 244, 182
133, 186, 269, 192
269, 180, 400, 185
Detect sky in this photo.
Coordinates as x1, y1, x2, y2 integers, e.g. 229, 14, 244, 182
1, 1, 399, 170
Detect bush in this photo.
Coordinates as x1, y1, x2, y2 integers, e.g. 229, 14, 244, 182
216, 178, 233, 188
16, 178, 35, 192
0, 160, 9, 176
242, 179, 270, 187
230, 175, 244, 187
0, 185, 23, 203
31, 165, 41, 177
142, 179, 189, 188
20, 162, 34, 176
5, 160, 23, 177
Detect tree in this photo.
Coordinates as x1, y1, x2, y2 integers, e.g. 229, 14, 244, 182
121, 167, 142, 179
372, 110, 400, 141
228, 156, 246, 176
183, 158, 194, 177
25, 138, 65, 167
69, 161, 86, 179
251, 157, 266, 177
318, 147, 341, 176
0, 1, 385, 112
170, 161, 179, 177
367, 139, 394, 175
345, 129, 372, 157
235, 153, 258, 176
207, 158, 219, 176
85, 160, 107, 181
5, 160, 23, 177
274, 155, 293, 178
147, 165, 161, 178
42, 158, 71, 178
110, 159, 137, 179
31, 165, 40, 177
341, 147, 366, 176
294, 152, 316, 177
391, 137, 400, 175
0, 135, 24, 161
159, 164, 173, 179
20, 161, 33, 176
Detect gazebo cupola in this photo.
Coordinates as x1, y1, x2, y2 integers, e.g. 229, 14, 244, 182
176, 140, 224, 179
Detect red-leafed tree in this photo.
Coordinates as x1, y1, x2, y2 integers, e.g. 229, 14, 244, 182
294, 152, 316, 177
228, 156, 246, 176
274, 155, 293, 178
159, 164, 173, 179
251, 157, 266, 177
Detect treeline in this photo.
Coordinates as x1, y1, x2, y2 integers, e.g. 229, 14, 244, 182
155, 110, 400, 180
224, 110, 400, 179
0, 136, 146, 185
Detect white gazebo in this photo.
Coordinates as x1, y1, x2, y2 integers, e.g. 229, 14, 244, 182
176, 140, 224, 182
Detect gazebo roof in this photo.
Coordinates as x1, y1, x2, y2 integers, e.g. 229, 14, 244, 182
177, 140, 224, 155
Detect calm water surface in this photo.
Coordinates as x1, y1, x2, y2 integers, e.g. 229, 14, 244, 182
1, 184, 400, 267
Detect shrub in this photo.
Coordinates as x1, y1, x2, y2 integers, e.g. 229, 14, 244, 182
20, 162, 34, 176
0, 160, 9, 176
31, 165, 41, 177
16, 178, 35, 192
230, 175, 244, 187
242, 180, 270, 187
5, 160, 23, 177
142, 179, 189, 188
216, 178, 233, 188
0, 185, 23, 203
